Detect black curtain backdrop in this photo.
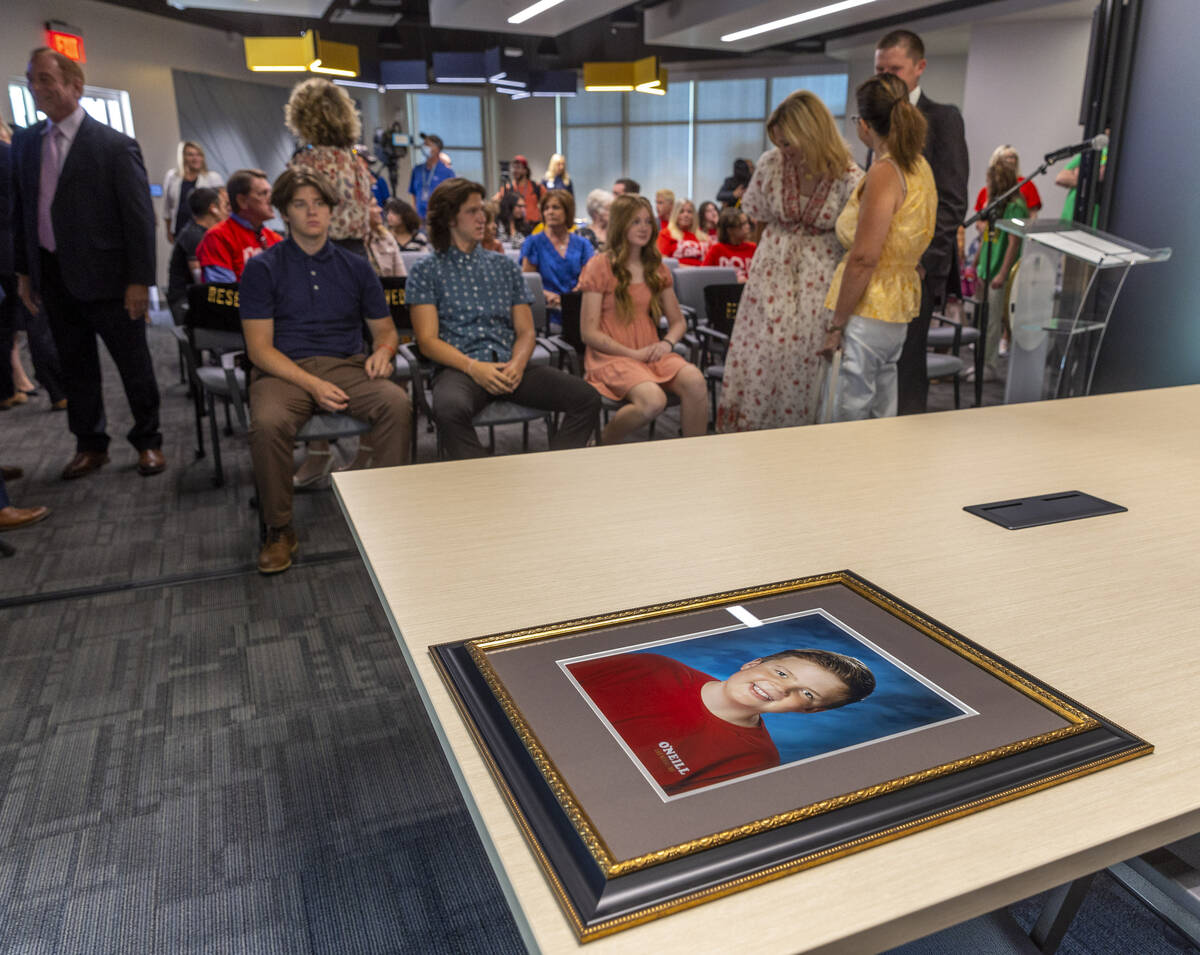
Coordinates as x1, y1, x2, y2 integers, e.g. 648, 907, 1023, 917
1093, 0, 1200, 393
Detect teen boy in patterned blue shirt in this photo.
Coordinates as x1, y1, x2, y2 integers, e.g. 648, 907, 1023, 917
407, 178, 599, 459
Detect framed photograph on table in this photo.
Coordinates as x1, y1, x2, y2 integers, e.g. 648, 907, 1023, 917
432, 571, 1151, 941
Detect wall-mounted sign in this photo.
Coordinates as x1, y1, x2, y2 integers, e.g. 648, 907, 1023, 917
45, 22, 86, 63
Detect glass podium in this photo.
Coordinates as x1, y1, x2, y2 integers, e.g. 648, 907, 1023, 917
995, 219, 1171, 403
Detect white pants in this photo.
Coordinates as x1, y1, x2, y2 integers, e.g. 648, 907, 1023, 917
824, 315, 909, 422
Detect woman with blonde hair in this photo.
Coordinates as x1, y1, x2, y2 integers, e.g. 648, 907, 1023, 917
818, 72, 936, 420
542, 153, 572, 195
162, 141, 223, 243
579, 194, 707, 443
716, 91, 863, 432
657, 198, 709, 266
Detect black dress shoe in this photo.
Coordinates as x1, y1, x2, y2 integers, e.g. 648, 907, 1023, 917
61, 451, 110, 480
0, 466, 23, 481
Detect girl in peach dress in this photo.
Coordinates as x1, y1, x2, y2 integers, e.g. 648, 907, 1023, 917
578, 195, 708, 444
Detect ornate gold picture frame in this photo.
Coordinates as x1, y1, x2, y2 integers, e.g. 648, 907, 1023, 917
432, 570, 1151, 941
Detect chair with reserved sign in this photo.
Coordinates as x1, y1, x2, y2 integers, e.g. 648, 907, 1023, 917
184, 282, 373, 487
696, 283, 743, 427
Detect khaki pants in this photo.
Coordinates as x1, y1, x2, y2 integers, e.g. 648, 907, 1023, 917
249, 355, 411, 528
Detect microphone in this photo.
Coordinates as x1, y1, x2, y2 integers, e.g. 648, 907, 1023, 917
1044, 134, 1109, 164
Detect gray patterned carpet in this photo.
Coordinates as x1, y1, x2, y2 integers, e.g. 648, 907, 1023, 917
4, 323, 1188, 954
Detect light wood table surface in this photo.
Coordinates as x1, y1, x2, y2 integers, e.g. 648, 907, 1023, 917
334, 385, 1200, 954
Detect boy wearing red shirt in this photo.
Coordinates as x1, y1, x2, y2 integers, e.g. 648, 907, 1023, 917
568, 647, 875, 796
701, 207, 758, 281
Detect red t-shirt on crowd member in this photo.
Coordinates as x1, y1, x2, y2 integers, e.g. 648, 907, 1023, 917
196, 215, 282, 283
658, 230, 707, 267
701, 241, 757, 280
974, 180, 1042, 215
567, 652, 780, 796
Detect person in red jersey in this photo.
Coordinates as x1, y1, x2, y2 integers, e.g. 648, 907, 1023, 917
568, 647, 875, 795
196, 168, 281, 282
701, 207, 758, 281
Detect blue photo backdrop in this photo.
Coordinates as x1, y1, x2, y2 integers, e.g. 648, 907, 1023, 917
630, 612, 970, 765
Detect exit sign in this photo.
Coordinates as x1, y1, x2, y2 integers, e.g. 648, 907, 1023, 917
45, 23, 86, 63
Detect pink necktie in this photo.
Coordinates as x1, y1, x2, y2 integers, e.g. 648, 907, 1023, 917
37, 127, 63, 252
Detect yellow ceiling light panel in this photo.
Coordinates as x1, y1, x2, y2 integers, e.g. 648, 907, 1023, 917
583, 60, 634, 92
633, 55, 667, 95
310, 34, 360, 77
244, 31, 316, 72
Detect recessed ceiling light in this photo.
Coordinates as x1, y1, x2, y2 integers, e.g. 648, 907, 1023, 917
721, 0, 881, 43
508, 0, 569, 26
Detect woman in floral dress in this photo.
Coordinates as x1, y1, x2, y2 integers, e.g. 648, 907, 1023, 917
716, 91, 863, 432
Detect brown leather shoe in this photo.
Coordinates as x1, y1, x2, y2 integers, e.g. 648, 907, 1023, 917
51, 399, 68, 411
258, 526, 298, 574
61, 451, 110, 480
137, 448, 167, 476
0, 466, 23, 481
0, 505, 50, 530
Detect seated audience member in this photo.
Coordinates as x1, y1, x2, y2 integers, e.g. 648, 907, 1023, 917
701, 207, 757, 281
167, 186, 229, 319
481, 201, 505, 253
542, 153, 573, 195
408, 133, 453, 221
698, 200, 721, 236
0, 467, 50, 530
820, 73, 936, 421
493, 155, 543, 237
521, 189, 594, 327
384, 197, 427, 251
973, 145, 1029, 380
718, 158, 755, 208
657, 199, 709, 266
365, 200, 405, 278
579, 194, 707, 444
407, 178, 600, 460
196, 169, 281, 282
611, 177, 640, 196
569, 647, 875, 795
655, 189, 675, 230
239, 168, 412, 574
974, 145, 1041, 221
576, 189, 613, 252
163, 140, 223, 244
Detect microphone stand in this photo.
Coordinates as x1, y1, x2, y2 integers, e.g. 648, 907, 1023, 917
962, 156, 1054, 405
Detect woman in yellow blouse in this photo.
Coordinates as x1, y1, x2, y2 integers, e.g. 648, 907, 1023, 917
820, 73, 936, 420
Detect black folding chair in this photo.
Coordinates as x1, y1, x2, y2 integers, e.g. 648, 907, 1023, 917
697, 283, 743, 427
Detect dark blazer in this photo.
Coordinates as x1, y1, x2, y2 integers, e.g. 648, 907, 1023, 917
916, 91, 969, 282
0, 142, 13, 276
11, 113, 156, 301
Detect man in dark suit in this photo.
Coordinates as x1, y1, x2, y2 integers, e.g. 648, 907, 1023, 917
875, 30, 969, 415
12, 47, 164, 478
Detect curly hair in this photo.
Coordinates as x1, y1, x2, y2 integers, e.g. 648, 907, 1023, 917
426, 178, 485, 254
284, 77, 361, 148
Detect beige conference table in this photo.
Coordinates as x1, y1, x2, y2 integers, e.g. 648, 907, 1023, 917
333, 384, 1200, 954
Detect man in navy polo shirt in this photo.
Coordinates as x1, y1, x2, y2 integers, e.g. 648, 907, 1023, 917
407, 178, 599, 460
240, 167, 411, 574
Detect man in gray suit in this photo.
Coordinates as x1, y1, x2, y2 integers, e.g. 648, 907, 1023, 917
875, 30, 969, 415
12, 48, 164, 478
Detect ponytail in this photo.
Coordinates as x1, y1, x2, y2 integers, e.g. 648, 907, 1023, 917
855, 73, 928, 173
887, 99, 927, 172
